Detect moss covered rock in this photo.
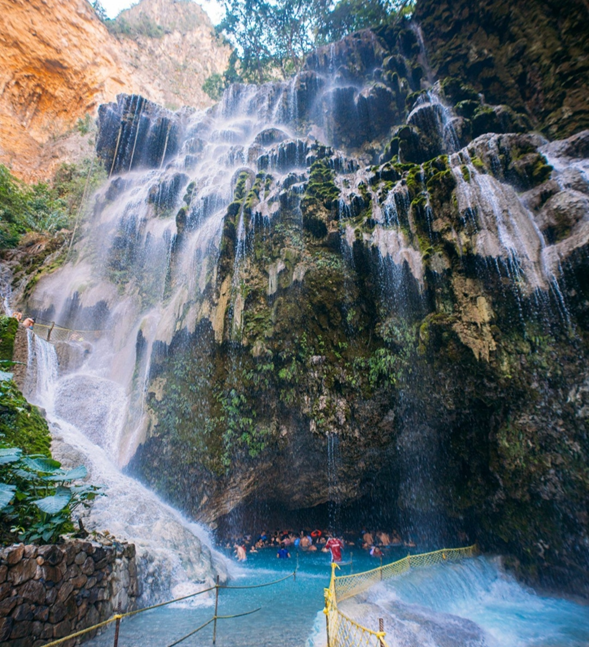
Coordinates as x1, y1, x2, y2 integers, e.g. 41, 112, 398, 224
0, 316, 18, 363
0, 379, 51, 456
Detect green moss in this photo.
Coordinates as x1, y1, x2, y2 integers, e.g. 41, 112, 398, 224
472, 106, 501, 137
508, 152, 553, 190
426, 168, 457, 202
0, 380, 51, 456
234, 171, 251, 201
405, 89, 426, 110
305, 160, 341, 209
406, 165, 424, 198
455, 99, 480, 119
471, 156, 486, 172
0, 316, 18, 362
440, 76, 480, 103
530, 156, 553, 185
182, 181, 196, 205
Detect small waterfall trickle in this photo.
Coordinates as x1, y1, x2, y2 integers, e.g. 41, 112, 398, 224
327, 433, 342, 532
407, 89, 461, 155
449, 148, 572, 327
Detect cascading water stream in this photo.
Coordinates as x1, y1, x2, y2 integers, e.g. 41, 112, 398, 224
24, 331, 229, 603
449, 148, 572, 326
406, 89, 461, 154
326, 433, 342, 532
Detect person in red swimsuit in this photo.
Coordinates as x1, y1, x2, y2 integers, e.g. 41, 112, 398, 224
325, 534, 344, 563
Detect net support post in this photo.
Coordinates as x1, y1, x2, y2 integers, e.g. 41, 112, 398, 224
323, 589, 331, 647
378, 618, 386, 647
113, 615, 121, 647
212, 576, 220, 645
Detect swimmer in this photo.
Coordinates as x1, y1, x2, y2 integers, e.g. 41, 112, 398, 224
277, 545, 290, 559
235, 544, 247, 561
362, 531, 374, 547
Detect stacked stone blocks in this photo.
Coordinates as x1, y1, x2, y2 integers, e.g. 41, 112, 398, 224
0, 539, 138, 647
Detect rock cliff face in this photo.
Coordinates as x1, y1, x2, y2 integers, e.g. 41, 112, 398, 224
412, 0, 589, 138
0, 0, 229, 181
26, 0, 589, 598
113, 0, 231, 111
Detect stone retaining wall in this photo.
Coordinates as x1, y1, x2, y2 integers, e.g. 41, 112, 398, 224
11, 326, 28, 391
0, 539, 138, 647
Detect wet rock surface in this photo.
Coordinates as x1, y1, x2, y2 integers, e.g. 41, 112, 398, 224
411, 0, 589, 139
0, 539, 137, 647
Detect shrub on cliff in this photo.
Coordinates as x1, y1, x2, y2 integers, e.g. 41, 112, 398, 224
0, 161, 105, 252
0, 165, 68, 250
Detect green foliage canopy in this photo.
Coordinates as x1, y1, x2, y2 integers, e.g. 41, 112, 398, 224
205, 0, 415, 93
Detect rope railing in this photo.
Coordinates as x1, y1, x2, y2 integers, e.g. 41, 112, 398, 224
40, 569, 297, 647
324, 545, 477, 647
31, 321, 103, 343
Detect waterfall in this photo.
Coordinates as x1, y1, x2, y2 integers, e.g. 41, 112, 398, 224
25, 332, 228, 604
407, 89, 461, 154
19, 25, 589, 593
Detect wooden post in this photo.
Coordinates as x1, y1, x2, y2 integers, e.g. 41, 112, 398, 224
113, 616, 121, 647
47, 322, 55, 342
212, 575, 220, 645
378, 618, 385, 647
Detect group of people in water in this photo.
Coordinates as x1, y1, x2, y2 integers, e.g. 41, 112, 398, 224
227, 528, 417, 563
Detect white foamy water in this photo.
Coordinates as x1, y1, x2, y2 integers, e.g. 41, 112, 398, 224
25, 332, 229, 604
341, 556, 589, 647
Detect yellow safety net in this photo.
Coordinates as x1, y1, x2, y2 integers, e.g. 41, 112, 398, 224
324, 545, 476, 647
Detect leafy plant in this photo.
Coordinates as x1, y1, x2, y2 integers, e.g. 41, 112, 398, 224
202, 73, 228, 101
106, 14, 168, 40
90, 0, 108, 22
0, 160, 106, 251
0, 443, 102, 545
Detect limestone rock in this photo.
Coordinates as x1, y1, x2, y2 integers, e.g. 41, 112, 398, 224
0, 0, 230, 181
